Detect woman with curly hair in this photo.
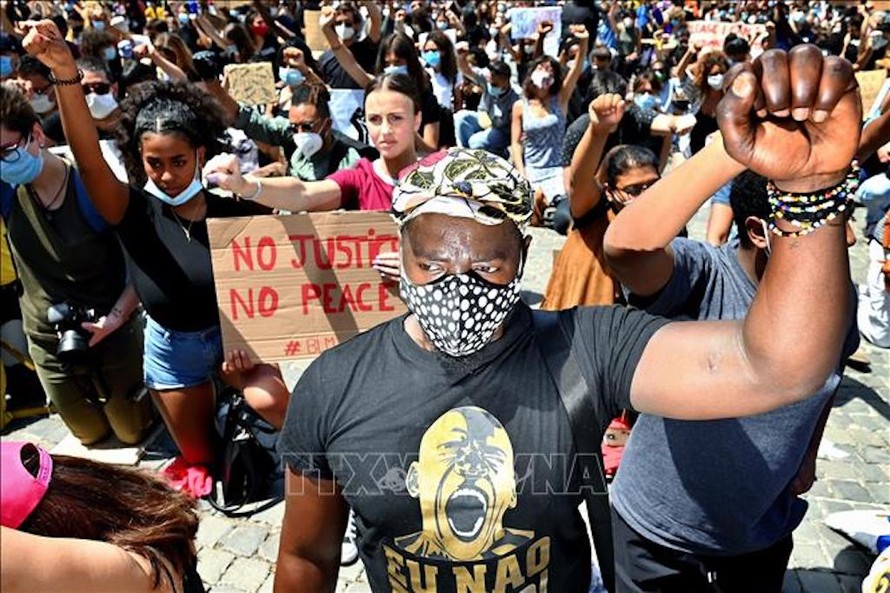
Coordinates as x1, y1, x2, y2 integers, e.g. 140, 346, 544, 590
1, 441, 202, 592
21, 19, 289, 477
677, 49, 728, 155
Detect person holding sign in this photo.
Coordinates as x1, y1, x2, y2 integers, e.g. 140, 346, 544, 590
20, 19, 290, 478
273, 47, 861, 592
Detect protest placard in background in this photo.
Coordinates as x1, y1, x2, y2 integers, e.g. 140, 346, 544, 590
856, 69, 888, 120
209, 212, 406, 363
510, 6, 562, 59
304, 9, 328, 55
329, 89, 367, 140
223, 62, 277, 106
687, 20, 767, 53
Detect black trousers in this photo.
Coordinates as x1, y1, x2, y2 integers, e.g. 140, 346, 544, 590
612, 507, 793, 593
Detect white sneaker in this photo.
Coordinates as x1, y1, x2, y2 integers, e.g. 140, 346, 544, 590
341, 508, 359, 566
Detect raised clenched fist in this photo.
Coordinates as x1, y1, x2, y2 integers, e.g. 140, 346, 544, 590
717, 45, 861, 193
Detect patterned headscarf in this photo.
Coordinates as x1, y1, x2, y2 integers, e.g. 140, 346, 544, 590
391, 148, 534, 233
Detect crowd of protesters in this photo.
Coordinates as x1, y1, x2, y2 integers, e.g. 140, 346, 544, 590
0, 0, 888, 592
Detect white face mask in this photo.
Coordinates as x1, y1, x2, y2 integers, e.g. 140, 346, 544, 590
143, 152, 204, 206
707, 73, 724, 90
293, 132, 323, 159
530, 68, 554, 89
335, 24, 356, 40
86, 92, 118, 120
29, 94, 54, 114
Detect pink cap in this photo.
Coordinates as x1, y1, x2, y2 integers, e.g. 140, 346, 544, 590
1, 441, 52, 528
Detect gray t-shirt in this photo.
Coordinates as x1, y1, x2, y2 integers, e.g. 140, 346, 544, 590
611, 237, 856, 555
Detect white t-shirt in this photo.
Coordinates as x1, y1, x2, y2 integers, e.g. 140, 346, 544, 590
427, 68, 463, 110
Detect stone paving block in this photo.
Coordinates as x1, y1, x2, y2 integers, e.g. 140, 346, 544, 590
217, 557, 271, 593
862, 446, 890, 464
209, 586, 249, 593
827, 480, 874, 503
339, 560, 366, 582
219, 523, 270, 557
818, 499, 853, 516
790, 542, 830, 569
816, 460, 860, 481
805, 479, 834, 499
857, 462, 889, 484
197, 515, 234, 549
258, 532, 280, 562
797, 570, 842, 593
343, 583, 374, 593
257, 573, 275, 593
864, 483, 890, 504
250, 499, 285, 525
197, 548, 235, 585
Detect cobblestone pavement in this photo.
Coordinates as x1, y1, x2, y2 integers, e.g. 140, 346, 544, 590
3, 205, 887, 593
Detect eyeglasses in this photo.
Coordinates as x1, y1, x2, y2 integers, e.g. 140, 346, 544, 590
615, 179, 659, 197
290, 121, 319, 133
82, 82, 111, 95
0, 135, 31, 163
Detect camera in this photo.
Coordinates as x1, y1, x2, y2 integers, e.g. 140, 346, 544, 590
47, 303, 98, 363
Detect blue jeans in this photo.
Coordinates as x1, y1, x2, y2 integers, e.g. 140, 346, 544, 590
454, 110, 510, 156
143, 315, 223, 390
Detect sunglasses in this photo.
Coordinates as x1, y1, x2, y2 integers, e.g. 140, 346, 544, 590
290, 121, 319, 133
82, 82, 111, 95
615, 179, 659, 197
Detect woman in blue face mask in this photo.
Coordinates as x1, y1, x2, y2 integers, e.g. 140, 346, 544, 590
421, 31, 461, 147
0, 84, 155, 448
21, 20, 290, 480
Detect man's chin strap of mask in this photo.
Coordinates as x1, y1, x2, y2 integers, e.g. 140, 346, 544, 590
400, 251, 525, 358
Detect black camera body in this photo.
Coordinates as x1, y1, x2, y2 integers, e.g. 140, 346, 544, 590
47, 303, 98, 363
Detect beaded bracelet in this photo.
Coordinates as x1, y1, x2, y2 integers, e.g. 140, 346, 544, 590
766, 163, 860, 238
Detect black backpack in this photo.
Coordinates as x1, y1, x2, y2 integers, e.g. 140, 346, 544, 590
207, 387, 279, 516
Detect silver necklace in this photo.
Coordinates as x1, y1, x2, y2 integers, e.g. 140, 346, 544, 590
170, 208, 196, 242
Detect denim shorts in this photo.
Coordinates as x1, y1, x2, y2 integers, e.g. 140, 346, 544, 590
143, 315, 223, 390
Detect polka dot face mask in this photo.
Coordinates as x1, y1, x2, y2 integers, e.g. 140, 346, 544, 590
400, 271, 522, 358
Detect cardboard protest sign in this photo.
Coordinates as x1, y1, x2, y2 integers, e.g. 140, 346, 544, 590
856, 69, 888, 121
209, 212, 406, 363
304, 9, 329, 54
223, 62, 277, 106
686, 20, 766, 53
510, 6, 562, 58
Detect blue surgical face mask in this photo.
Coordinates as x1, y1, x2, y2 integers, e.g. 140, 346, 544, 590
103, 46, 117, 61
384, 64, 409, 76
279, 67, 305, 87
634, 92, 657, 111
422, 50, 441, 69
92, 20, 105, 31
0, 55, 12, 78
143, 152, 204, 206
0, 137, 45, 186
178, 13, 189, 25
488, 82, 506, 97
436, 20, 448, 30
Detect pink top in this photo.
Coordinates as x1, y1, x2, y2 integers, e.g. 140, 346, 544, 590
327, 158, 396, 212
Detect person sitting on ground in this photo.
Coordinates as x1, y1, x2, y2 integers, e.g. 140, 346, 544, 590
454, 54, 518, 157
0, 441, 202, 593
22, 20, 290, 483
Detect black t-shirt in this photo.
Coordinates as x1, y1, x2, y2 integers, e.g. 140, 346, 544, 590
115, 188, 270, 332
279, 303, 668, 592
319, 37, 381, 89
561, 105, 661, 168
420, 87, 442, 131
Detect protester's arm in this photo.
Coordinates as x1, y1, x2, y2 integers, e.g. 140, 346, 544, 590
274, 470, 347, 593
204, 153, 343, 212
202, 78, 240, 122
82, 283, 139, 348
455, 45, 479, 83
790, 393, 835, 495
204, 79, 292, 146
705, 202, 734, 246
194, 14, 232, 53
857, 105, 890, 162
320, 9, 374, 89
253, 0, 296, 39
0, 527, 176, 593
499, 23, 521, 62
618, 47, 860, 420
361, 0, 383, 43
569, 94, 624, 219
673, 42, 699, 81
510, 100, 526, 178
559, 26, 589, 109
533, 20, 551, 60
22, 20, 129, 223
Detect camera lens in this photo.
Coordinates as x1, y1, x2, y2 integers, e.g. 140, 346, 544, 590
57, 330, 90, 363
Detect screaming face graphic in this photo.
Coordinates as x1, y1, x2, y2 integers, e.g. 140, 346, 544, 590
397, 407, 532, 561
